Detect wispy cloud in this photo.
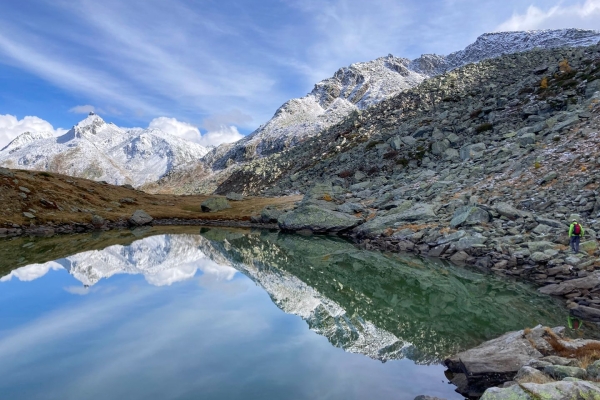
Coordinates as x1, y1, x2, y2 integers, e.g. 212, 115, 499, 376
497, 0, 600, 31
0, 0, 597, 138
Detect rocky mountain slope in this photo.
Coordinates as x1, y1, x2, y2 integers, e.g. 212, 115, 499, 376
0, 113, 209, 187
159, 29, 600, 194
2, 29, 599, 195
213, 40, 600, 320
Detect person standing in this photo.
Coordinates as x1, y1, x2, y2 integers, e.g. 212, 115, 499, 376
569, 219, 585, 253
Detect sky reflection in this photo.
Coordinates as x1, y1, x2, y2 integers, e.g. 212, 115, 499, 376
0, 234, 460, 400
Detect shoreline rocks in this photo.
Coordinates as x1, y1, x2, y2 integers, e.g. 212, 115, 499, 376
445, 325, 600, 398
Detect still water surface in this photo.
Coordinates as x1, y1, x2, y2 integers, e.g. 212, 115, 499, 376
0, 227, 570, 399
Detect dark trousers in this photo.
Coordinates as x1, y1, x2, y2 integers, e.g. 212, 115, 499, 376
570, 236, 581, 253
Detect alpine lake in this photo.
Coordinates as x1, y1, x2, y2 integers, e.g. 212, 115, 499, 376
0, 226, 581, 399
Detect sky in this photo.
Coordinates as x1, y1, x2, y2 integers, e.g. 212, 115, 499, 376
0, 0, 600, 149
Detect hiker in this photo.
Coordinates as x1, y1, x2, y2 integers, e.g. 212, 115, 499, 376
568, 219, 585, 253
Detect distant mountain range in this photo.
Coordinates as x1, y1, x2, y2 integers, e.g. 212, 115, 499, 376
2, 28, 599, 191
0, 113, 209, 187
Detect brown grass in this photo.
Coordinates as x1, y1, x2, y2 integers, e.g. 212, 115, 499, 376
543, 327, 600, 362
0, 168, 301, 227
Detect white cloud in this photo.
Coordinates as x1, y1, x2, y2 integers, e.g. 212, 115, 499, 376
198, 125, 244, 148
497, 0, 600, 31
0, 114, 67, 149
69, 105, 96, 114
148, 117, 202, 143
0, 262, 64, 282
148, 116, 243, 147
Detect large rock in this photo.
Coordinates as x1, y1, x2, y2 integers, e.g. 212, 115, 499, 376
201, 197, 231, 212
495, 202, 522, 220
304, 182, 344, 203
538, 272, 600, 296
278, 205, 362, 233
456, 234, 488, 251
444, 326, 551, 397
129, 209, 153, 226
570, 305, 600, 322
450, 206, 490, 228
543, 365, 587, 380
260, 206, 283, 223
353, 203, 437, 237
225, 192, 244, 201
460, 142, 486, 160
481, 381, 600, 400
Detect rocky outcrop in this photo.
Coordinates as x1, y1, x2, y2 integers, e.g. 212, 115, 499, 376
480, 381, 600, 400
445, 325, 600, 398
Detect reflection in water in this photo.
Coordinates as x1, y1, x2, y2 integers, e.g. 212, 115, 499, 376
2, 228, 568, 364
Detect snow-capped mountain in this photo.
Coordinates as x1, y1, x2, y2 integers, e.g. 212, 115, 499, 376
2, 29, 599, 191
0, 113, 209, 187
207, 28, 600, 169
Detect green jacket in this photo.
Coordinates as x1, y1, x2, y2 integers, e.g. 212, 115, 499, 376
569, 223, 584, 237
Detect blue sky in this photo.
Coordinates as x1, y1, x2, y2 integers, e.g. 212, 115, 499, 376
1, 0, 599, 148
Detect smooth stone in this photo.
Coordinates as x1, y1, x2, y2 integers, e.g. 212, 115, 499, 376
129, 209, 153, 226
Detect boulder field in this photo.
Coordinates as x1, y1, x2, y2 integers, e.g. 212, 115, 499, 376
230, 42, 600, 324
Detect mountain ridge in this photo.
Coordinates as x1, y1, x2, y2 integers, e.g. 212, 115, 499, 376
0, 113, 209, 187
2, 29, 600, 193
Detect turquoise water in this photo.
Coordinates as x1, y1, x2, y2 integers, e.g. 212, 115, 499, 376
0, 228, 570, 400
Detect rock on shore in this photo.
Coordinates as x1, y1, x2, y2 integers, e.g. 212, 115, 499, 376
445, 325, 600, 398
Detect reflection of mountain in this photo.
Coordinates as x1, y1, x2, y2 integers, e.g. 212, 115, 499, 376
2, 229, 568, 364
2, 235, 236, 287
195, 229, 568, 364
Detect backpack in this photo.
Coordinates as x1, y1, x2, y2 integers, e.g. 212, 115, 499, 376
573, 223, 581, 235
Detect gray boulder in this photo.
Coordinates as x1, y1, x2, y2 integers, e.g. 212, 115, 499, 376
354, 203, 437, 237
336, 202, 366, 214
514, 366, 548, 383
570, 305, 600, 322
543, 365, 587, 380
460, 142, 486, 160
587, 360, 600, 379
495, 202, 522, 220
539, 272, 600, 296
91, 215, 105, 229
445, 326, 551, 397
450, 206, 490, 228
0, 167, 14, 177
456, 234, 487, 251
260, 207, 283, 223
225, 192, 244, 201
278, 205, 362, 233
481, 381, 600, 400
129, 210, 153, 226
201, 197, 231, 212
527, 241, 554, 252
530, 252, 552, 263
517, 133, 536, 146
